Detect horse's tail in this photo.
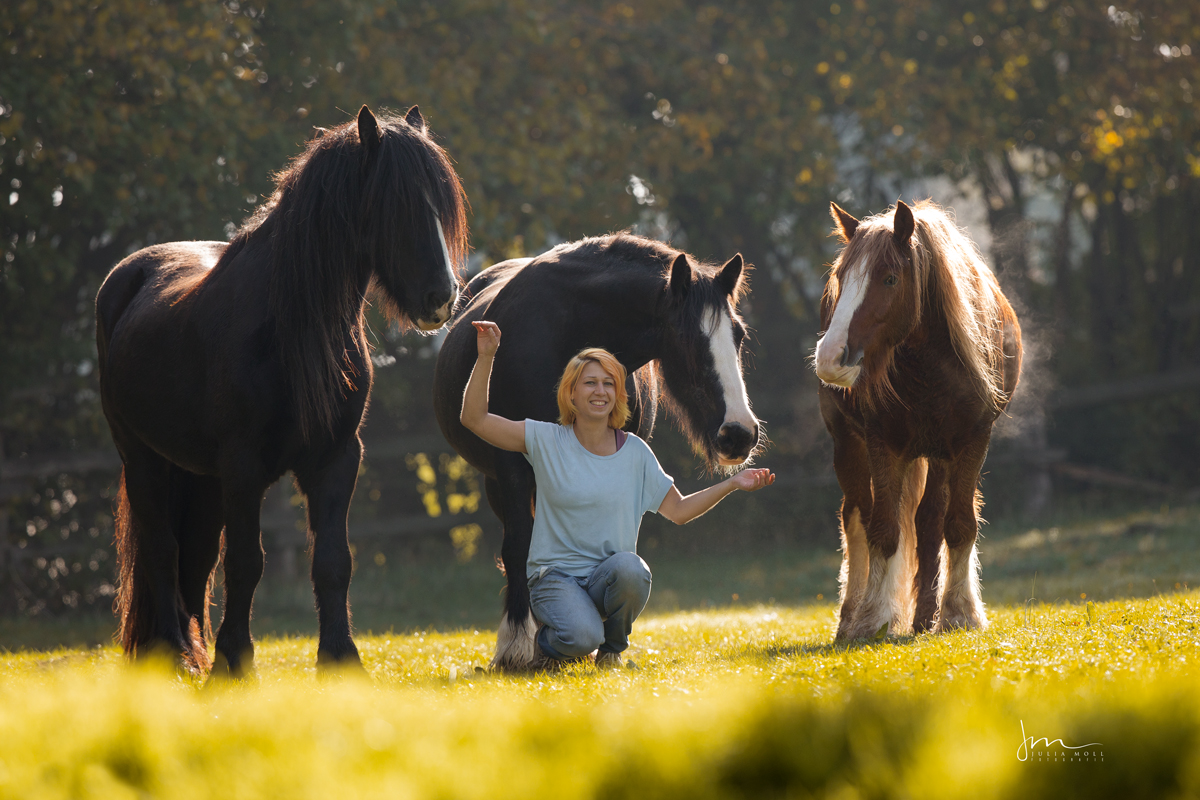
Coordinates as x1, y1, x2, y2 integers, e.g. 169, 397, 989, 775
113, 469, 153, 657
113, 469, 210, 672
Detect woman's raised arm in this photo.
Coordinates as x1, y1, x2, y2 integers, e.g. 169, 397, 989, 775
460, 321, 527, 453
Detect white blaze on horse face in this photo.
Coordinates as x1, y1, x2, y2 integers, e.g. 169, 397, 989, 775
814, 258, 869, 387
416, 202, 457, 330
703, 306, 757, 432
434, 216, 453, 281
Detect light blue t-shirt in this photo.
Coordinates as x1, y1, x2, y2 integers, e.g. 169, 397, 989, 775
523, 419, 674, 582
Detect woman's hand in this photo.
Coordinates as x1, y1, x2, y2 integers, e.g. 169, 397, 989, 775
730, 467, 775, 492
460, 319, 526, 453
472, 320, 501, 359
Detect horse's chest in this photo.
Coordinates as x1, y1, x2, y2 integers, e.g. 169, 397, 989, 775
860, 364, 991, 460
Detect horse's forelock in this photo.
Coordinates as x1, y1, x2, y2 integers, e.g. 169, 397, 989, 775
365, 114, 468, 276
827, 211, 924, 410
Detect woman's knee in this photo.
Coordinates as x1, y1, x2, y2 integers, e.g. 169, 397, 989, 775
603, 552, 652, 600
551, 618, 605, 657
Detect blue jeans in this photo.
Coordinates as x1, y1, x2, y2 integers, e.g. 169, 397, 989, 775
529, 552, 652, 660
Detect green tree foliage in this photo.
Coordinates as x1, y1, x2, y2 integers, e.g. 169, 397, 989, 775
2, 0, 1198, 615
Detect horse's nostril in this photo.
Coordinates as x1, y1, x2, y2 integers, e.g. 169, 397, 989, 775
716, 422, 757, 456
837, 345, 849, 367
850, 348, 864, 368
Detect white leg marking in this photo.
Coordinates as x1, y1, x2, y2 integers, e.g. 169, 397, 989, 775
489, 610, 539, 671
703, 307, 756, 431
837, 508, 870, 636
938, 543, 988, 632
891, 460, 926, 634
846, 544, 900, 639
814, 258, 869, 386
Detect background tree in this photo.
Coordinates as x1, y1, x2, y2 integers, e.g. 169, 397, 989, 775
2, 0, 1197, 618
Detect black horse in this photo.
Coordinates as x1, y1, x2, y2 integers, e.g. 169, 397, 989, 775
433, 233, 761, 670
96, 106, 467, 676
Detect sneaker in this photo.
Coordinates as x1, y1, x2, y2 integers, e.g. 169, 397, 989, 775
595, 651, 623, 670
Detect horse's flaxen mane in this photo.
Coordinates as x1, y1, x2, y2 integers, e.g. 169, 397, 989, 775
219, 110, 467, 438
830, 201, 1009, 409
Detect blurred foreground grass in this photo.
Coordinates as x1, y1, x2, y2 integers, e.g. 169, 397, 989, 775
2, 504, 1199, 798
2, 590, 1199, 799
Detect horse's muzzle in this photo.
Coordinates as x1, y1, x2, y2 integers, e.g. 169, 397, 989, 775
715, 421, 758, 465
814, 342, 863, 388
415, 289, 458, 331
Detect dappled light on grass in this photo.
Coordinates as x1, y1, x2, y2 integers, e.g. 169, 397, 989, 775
1, 594, 1199, 797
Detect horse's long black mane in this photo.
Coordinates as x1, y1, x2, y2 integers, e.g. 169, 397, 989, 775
218, 110, 467, 438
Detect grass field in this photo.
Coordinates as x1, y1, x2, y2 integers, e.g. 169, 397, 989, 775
2, 505, 1200, 798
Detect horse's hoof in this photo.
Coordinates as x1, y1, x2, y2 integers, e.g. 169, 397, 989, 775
935, 613, 988, 633
131, 646, 193, 678
316, 649, 368, 679
207, 650, 256, 684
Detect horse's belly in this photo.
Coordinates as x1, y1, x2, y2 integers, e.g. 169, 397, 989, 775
101, 307, 225, 474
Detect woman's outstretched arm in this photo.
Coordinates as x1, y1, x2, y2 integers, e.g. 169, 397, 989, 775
460, 321, 527, 453
657, 468, 775, 525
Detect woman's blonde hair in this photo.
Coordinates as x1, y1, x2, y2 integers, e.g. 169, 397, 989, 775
556, 348, 630, 428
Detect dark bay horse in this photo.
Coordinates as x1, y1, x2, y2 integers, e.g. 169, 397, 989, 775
813, 200, 1021, 640
433, 233, 761, 670
96, 106, 467, 675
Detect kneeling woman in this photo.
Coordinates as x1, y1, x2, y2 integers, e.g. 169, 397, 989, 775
461, 321, 774, 669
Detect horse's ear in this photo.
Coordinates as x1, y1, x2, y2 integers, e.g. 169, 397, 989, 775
405, 105, 426, 131
717, 254, 745, 298
830, 202, 859, 242
668, 253, 692, 301
893, 200, 915, 249
357, 105, 381, 157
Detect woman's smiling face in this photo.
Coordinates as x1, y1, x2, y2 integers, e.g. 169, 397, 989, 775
571, 360, 617, 425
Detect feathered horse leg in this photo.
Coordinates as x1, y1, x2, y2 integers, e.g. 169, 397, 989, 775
937, 447, 990, 631
486, 459, 542, 672
841, 449, 917, 640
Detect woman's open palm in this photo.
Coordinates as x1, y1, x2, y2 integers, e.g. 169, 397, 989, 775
731, 468, 775, 492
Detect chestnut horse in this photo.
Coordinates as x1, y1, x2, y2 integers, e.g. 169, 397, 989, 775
96, 106, 467, 675
813, 200, 1021, 639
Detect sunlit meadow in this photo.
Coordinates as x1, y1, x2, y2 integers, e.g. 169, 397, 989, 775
3, 584, 1200, 799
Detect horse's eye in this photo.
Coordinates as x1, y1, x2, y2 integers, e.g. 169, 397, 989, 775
884, 274, 898, 287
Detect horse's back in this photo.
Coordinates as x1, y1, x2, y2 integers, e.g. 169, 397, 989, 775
97, 242, 227, 344
459, 258, 531, 311
96, 240, 272, 475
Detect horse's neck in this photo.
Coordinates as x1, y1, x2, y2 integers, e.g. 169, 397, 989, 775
565, 271, 663, 368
